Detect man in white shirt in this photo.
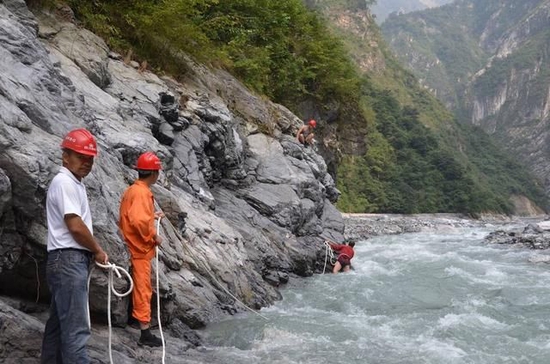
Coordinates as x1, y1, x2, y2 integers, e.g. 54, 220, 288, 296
41, 128, 108, 364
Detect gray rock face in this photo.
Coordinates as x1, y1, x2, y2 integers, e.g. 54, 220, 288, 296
0, 1, 343, 361
0, 299, 45, 363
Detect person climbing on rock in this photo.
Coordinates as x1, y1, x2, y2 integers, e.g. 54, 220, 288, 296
119, 151, 164, 347
296, 119, 317, 147
328, 239, 355, 273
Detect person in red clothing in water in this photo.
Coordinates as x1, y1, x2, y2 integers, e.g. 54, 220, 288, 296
328, 239, 356, 273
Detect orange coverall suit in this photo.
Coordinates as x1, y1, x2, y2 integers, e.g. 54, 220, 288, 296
119, 180, 157, 324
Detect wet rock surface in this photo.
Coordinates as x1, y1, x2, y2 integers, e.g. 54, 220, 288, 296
484, 221, 550, 250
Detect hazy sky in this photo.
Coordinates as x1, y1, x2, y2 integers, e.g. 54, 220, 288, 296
371, 0, 455, 23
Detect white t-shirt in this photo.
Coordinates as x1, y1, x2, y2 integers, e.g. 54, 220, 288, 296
46, 166, 93, 251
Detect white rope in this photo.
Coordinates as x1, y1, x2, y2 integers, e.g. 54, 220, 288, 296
87, 260, 133, 364
155, 218, 166, 364
322, 241, 337, 274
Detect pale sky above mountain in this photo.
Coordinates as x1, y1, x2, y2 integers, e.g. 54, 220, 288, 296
371, 0, 455, 23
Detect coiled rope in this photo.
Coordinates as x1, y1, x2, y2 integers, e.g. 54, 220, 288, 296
87, 260, 133, 364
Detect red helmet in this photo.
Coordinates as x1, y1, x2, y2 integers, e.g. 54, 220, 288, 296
60, 128, 98, 156
308, 119, 317, 128
136, 152, 162, 170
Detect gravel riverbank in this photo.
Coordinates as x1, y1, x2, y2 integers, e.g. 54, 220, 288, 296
342, 213, 528, 240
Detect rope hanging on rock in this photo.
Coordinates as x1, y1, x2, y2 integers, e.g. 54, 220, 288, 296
87, 260, 133, 364
322, 241, 337, 274
155, 217, 166, 364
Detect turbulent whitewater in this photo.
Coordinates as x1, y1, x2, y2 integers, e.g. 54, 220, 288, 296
199, 223, 550, 363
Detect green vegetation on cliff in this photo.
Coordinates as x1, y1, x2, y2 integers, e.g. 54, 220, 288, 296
336, 77, 546, 213
380, 0, 550, 123
65, 0, 361, 111
49, 0, 547, 214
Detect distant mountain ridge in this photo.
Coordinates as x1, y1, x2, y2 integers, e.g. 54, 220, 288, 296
381, 0, 550, 195
371, 0, 454, 23
304, 1, 548, 214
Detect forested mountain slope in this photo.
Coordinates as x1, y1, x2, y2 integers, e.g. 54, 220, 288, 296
381, 0, 550, 197
308, 0, 547, 214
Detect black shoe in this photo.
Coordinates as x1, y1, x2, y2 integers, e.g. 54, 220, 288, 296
138, 330, 163, 347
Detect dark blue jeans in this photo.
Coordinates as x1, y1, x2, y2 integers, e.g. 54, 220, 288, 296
41, 249, 92, 364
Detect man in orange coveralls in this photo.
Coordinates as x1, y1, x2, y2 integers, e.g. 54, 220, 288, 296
328, 239, 356, 273
119, 151, 164, 347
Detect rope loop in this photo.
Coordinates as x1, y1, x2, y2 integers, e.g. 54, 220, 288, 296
95, 262, 134, 298
87, 261, 134, 364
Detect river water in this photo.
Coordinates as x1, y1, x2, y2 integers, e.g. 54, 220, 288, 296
198, 224, 550, 363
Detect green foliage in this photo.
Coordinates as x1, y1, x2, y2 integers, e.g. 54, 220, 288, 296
337, 81, 547, 214
67, 0, 360, 110
67, 0, 220, 75
338, 86, 462, 213
456, 123, 549, 211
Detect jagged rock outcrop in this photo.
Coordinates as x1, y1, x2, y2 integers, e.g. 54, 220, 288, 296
0, 0, 344, 362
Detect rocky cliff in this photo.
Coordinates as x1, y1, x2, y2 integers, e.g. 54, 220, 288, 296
0, 0, 344, 362
381, 0, 550, 195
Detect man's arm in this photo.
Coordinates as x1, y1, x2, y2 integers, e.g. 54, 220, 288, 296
326, 240, 343, 251
296, 125, 305, 141
65, 214, 108, 264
